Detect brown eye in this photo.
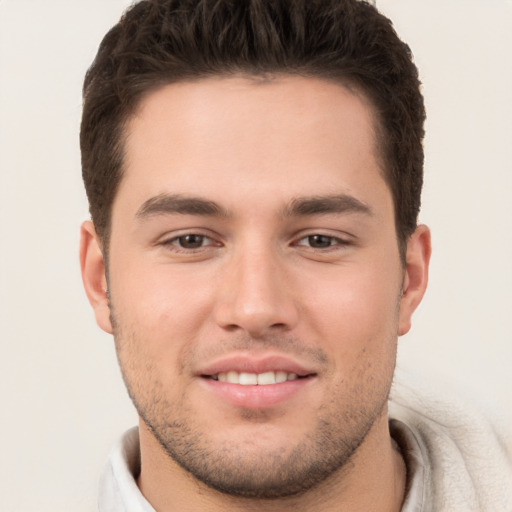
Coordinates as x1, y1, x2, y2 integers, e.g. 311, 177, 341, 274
176, 234, 206, 249
296, 234, 350, 250
306, 235, 335, 248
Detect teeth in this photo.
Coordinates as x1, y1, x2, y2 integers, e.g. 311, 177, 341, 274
257, 371, 276, 385
227, 371, 239, 384
239, 372, 258, 385
214, 371, 301, 385
275, 371, 288, 383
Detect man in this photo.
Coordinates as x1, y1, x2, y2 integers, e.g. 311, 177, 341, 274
79, 1, 511, 510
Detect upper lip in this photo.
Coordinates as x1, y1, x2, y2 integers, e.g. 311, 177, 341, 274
197, 353, 318, 377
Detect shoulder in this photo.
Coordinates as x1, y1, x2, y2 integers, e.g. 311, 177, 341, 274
389, 368, 512, 512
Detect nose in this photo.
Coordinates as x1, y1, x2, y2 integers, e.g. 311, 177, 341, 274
213, 245, 299, 338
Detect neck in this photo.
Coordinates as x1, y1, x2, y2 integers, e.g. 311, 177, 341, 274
136, 409, 406, 512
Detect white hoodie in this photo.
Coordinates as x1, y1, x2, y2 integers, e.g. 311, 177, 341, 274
98, 372, 512, 512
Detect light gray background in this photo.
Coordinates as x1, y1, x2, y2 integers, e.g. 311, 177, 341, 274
1, 1, 511, 510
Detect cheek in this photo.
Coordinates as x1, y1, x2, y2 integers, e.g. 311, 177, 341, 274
303, 269, 400, 407
109, 262, 217, 380
299, 260, 402, 359
112, 257, 214, 325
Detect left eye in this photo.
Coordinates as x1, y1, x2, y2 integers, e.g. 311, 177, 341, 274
170, 234, 212, 249
297, 234, 345, 248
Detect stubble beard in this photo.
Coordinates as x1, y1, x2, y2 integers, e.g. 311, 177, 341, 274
111, 314, 395, 500
138, 396, 387, 499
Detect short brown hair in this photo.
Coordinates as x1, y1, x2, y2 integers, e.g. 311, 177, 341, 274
81, 0, 425, 259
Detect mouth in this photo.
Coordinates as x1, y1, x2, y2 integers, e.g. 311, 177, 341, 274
200, 370, 315, 409
204, 371, 312, 385
197, 354, 318, 408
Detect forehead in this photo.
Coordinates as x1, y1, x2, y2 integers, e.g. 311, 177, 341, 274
116, 75, 389, 216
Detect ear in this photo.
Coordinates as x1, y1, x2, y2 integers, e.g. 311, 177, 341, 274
79, 221, 113, 334
398, 224, 431, 336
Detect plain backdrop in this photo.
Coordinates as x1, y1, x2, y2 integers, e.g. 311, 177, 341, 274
1, 1, 511, 510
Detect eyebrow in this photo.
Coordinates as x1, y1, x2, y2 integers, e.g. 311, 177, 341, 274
136, 194, 230, 219
283, 194, 373, 218
135, 193, 373, 220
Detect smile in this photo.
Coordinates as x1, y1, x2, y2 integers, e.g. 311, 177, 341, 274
209, 371, 303, 385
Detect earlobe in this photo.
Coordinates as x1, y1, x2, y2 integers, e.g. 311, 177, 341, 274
398, 224, 431, 336
80, 221, 113, 334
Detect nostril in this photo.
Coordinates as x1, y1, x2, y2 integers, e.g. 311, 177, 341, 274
224, 324, 242, 332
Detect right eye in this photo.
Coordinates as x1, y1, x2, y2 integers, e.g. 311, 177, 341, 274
162, 233, 217, 250
172, 234, 209, 249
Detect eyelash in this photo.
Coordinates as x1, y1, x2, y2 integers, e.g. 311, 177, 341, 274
295, 234, 350, 250
161, 233, 218, 251
159, 232, 351, 252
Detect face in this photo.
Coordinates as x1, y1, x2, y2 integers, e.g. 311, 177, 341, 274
81, 75, 429, 498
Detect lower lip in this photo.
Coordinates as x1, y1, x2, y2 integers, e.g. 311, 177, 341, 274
200, 377, 314, 409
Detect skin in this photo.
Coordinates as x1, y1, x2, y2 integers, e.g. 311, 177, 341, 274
81, 75, 431, 511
